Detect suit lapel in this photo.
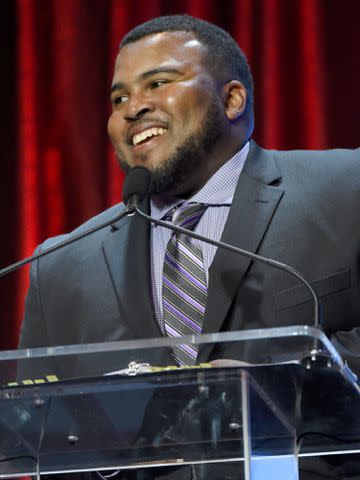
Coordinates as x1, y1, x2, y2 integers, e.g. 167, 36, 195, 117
199, 143, 284, 360
102, 200, 163, 340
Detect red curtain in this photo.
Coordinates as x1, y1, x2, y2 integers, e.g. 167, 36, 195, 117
1, 0, 360, 349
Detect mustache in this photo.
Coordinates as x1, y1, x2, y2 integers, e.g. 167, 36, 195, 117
129, 117, 169, 127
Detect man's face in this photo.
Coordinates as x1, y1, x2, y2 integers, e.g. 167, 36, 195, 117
108, 31, 227, 196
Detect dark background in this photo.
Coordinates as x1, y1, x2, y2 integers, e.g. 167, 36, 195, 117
1, 0, 359, 349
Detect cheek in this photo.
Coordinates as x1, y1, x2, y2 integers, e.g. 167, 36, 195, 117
164, 84, 213, 125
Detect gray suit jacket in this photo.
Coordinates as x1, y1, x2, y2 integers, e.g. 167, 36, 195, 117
20, 142, 360, 479
20, 142, 360, 366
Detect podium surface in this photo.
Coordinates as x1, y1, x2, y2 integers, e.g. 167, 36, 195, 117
0, 326, 359, 479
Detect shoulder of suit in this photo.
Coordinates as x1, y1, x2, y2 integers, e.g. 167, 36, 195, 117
38, 203, 125, 252
270, 146, 360, 163
264, 146, 360, 179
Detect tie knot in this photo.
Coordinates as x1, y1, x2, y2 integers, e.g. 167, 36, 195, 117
171, 203, 207, 231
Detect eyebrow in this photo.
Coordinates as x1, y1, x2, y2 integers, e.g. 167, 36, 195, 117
110, 67, 182, 95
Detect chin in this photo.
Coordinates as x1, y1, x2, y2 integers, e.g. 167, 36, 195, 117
143, 154, 172, 170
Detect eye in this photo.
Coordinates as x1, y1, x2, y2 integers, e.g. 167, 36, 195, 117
112, 94, 128, 106
149, 80, 168, 89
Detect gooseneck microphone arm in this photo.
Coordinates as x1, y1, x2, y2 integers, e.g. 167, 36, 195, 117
0, 163, 320, 330
0, 209, 131, 278
0, 166, 150, 280
0, 164, 151, 279
130, 202, 321, 328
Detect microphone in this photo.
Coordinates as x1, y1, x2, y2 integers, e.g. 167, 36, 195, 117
0, 168, 147, 279
124, 168, 321, 328
122, 166, 152, 210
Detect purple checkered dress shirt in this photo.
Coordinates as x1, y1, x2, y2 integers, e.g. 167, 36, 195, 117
150, 142, 250, 333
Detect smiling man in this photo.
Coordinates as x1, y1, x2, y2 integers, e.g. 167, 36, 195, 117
108, 28, 253, 197
20, 14, 360, 480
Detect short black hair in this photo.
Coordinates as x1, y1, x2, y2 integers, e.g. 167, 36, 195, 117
120, 14, 254, 106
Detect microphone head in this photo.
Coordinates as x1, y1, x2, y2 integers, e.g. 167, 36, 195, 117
122, 166, 152, 206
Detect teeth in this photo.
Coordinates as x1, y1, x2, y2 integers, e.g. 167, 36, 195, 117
132, 127, 167, 146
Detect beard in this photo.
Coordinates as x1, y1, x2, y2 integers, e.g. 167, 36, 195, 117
118, 96, 224, 197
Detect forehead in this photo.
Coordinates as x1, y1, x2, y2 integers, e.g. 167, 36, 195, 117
113, 31, 207, 80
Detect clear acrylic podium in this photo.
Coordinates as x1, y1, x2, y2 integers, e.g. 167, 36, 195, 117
0, 326, 359, 479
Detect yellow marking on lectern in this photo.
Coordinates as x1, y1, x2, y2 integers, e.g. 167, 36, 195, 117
5, 374, 59, 387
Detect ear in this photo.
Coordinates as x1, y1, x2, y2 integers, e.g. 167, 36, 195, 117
222, 81, 247, 121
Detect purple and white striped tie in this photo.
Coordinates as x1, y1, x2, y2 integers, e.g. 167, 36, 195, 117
162, 203, 207, 366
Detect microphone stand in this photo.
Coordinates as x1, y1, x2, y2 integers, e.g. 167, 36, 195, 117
0, 209, 131, 278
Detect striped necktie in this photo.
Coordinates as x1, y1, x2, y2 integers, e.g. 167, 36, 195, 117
162, 203, 207, 365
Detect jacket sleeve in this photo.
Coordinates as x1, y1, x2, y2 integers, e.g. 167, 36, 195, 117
19, 246, 50, 349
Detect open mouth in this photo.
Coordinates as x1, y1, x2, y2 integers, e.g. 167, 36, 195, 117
131, 127, 167, 147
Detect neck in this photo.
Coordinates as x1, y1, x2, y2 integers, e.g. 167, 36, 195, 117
161, 137, 249, 200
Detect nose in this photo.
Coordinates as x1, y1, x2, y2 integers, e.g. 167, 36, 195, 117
123, 94, 154, 121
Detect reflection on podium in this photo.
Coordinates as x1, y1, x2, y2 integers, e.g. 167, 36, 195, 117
0, 326, 359, 480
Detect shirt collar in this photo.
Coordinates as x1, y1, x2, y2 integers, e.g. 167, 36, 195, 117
150, 141, 250, 220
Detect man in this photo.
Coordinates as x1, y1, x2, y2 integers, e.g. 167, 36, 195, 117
20, 15, 359, 480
